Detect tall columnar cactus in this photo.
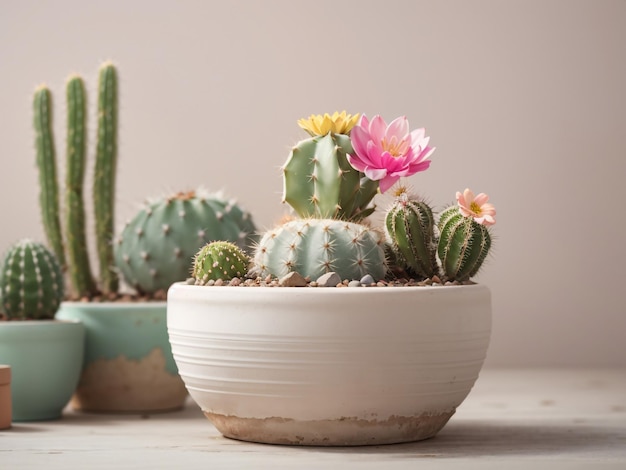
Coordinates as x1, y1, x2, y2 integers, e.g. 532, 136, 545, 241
33, 62, 119, 299
93, 62, 119, 295
115, 191, 257, 294
33, 86, 65, 268
437, 206, 492, 282
0, 240, 64, 320
65, 76, 97, 297
253, 218, 387, 281
283, 112, 377, 222
385, 189, 438, 279
193, 241, 249, 284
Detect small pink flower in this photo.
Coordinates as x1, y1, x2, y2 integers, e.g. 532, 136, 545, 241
456, 188, 496, 226
348, 115, 435, 193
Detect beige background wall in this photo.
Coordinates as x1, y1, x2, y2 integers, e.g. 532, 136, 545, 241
1, 0, 624, 367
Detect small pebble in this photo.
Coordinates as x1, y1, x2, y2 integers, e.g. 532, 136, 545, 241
229, 277, 241, 286
376, 281, 386, 287
348, 280, 361, 287
309, 281, 318, 287
360, 274, 375, 285
431, 275, 441, 284
206, 279, 215, 286
316, 272, 342, 287
185, 277, 195, 285
214, 278, 224, 286
279, 271, 308, 287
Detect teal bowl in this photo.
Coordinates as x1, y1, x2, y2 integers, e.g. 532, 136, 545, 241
56, 302, 186, 413
0, 320, 84, 421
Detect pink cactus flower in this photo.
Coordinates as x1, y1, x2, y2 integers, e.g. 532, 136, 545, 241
456, 188, 496, 226
348, 114, 435, 193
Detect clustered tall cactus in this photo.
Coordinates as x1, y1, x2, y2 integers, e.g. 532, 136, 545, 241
33, 62, 119, 299
115, 191, 257, 293
0, 240, 64, 320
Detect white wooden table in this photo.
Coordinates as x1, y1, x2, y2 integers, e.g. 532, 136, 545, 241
2, 369, 625, 469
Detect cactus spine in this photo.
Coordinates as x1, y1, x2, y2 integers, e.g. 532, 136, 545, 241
193, 241, 249, 283
65, 76, 97, 297
385, 190, 438, 279
33, 62, 120, 299
33, 86, 65, 268
437, 207, 492, 282
0, 240, 64, 320
93, 62, 119, 295
254, 218, 387, 281
283, 132, 377, 222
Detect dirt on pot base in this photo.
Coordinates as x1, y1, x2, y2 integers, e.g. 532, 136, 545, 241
205, 409, 455, 446
71, 348, 187, 413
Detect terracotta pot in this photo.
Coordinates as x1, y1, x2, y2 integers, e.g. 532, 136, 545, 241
0, 365, 10, 429
0, 320, 84, 421
167, 283, 491, 446
56, 302, 187, 413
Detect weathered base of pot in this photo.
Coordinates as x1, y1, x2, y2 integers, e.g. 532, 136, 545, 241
205, 409, 455, 446
71, 349, 188, 413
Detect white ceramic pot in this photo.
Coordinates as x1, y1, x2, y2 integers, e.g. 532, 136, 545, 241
167, 283, 491, 446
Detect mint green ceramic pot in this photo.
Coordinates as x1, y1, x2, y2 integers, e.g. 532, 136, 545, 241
0, 320, 84, 421
56, 302, 186, 413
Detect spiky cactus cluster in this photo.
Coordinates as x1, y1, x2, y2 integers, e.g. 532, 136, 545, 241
384, 190, 493, 282
115, 191, 257, 293
193, 241, 249, 284
33, 62, 119, 299
0, 240, 64, 320
254, 218, 386, 281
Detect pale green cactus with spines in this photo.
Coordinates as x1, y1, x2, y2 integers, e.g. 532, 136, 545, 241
282, 112, 377, 222
115, 191, 257, 294
33, 62, 119, 299
385, 188, 438, 280
0, 240, 64, 320
193, 241, 249, 283
253, 218, 387, 281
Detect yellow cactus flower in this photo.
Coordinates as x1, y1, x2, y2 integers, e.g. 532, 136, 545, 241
297, 111, 360, 136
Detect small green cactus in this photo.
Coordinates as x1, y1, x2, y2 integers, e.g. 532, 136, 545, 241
385, 189, 438, 279
0, 240, 64, 320
253, 218, 387, 281
282, 113, 377, 222
115, 191, 257, 294
437, 206, 492, 282
193, 241, 249, 283
33, 62, 119, 299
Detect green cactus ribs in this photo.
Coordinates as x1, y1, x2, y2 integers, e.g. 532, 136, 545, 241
437, 207, 492, 282
0, 240, 64, 320
193, 241, 249, 284
115, 190, 258, 294
253, 218, 387, 282
282, 133, 377, 221
385, 189, 439, 280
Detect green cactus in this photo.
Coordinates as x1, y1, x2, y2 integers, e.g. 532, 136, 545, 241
0, 240, 64, 320
193, 241, 249, 283
253, 218, 386, 281
65, 75, 97, 297
33, 85, 65, 268
93, 62, 119, 295
385, 190, 438, 279
33, 62, 120, 299
437, 207, 492, 282
282, 132, 377, 222
115, 191, 258, 294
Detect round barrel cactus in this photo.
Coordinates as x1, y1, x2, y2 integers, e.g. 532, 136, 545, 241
437, 206, 492, 282
0, 239, 64, 320
193, 241, 249, 284
114, 191, 257, 294
253, 218, 387, 281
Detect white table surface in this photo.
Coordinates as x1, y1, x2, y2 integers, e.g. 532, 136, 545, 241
1, 369, 625, 469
